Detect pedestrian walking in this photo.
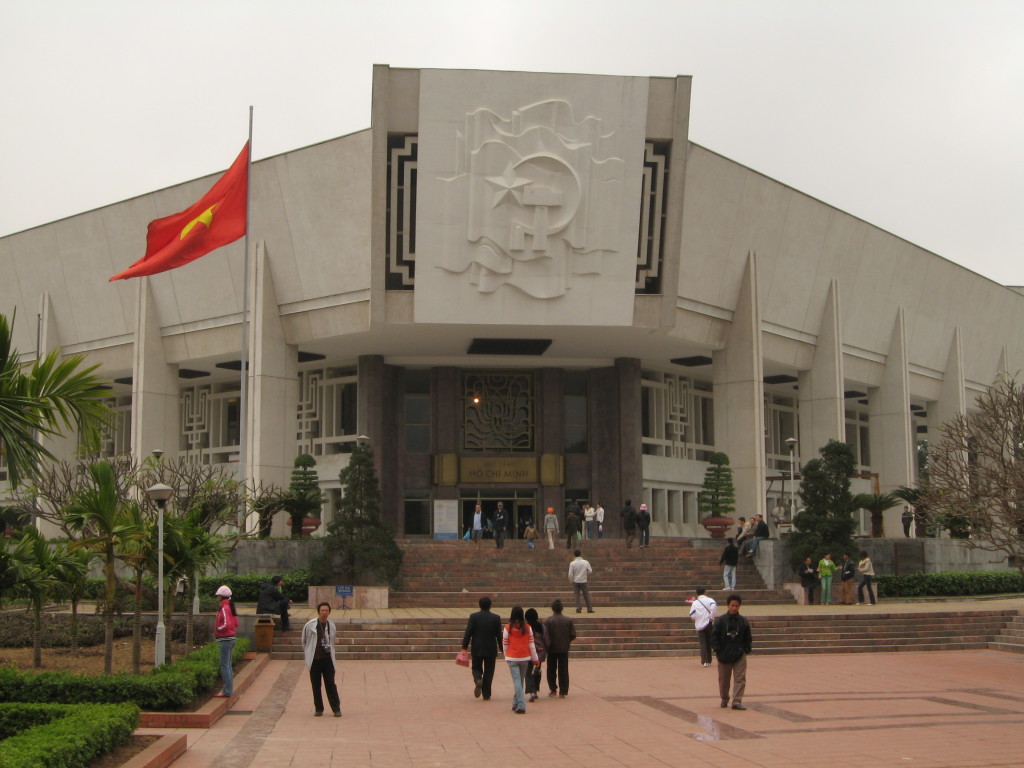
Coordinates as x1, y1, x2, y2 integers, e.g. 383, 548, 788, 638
799, 556, 818, 605
213, 585, 237, 698
637, 503, 651, 548
621, 499, 637, 549
302, 602, 342, 716
543, 507, 559, 550
524, 608, 547, 702
817, 552, 838, 605
688, 587, 717, 667
502, 606, 539, 714
462, 596, 503, 701
565, 506, 581, 550
710, 594, 752, 710
544, 599, 576, 697
857, 551, 877, 605
720, 537, 739, 590
568, 549, 595, 613
840, 553, 857, 605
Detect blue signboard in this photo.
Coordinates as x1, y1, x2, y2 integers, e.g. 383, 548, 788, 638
335, 586, 354, 597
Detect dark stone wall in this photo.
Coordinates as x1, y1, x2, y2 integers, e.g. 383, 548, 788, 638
377, 361, 643, 535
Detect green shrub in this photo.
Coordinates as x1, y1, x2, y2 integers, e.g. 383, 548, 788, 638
198, 568, 311, 602
876, 571, 1024, 597
0, 638, 248, 711
0, 702, 138, 768
0, 612, 132, 648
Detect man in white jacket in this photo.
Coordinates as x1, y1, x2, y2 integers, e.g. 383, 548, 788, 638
302, 602, 341, 717
568, 550, 595, 613
688, 587, 717, 667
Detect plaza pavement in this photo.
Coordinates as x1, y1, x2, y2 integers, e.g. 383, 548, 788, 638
145, 597, 1024, 768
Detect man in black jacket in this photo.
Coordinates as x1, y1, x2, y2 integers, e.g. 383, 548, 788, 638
744, 515, 770, 557
544, 599, 577, 697
620, 499, 637, 549
710, 594, 753, 710
719, 538, 739, 590
461, 596, 503, 700
257, 576, 291, 631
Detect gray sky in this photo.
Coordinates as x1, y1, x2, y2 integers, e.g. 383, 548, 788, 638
2, 0, 1021, 284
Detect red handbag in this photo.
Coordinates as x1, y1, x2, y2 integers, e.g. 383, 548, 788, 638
455, 649, 470, 667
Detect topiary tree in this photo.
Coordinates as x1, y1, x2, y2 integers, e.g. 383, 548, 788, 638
789, 440, 858, 570
285, 454, 322, 539
699, 452, 736, 519
310, 445, 403, 587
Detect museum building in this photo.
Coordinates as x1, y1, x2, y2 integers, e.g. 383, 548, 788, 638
3, 66, 1023, 539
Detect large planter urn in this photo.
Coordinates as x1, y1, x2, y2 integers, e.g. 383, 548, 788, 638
701, 516, 734, 539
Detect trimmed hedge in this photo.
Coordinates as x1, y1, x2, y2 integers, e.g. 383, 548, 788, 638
0, 702, 138, 768
198, 568, 311, 603
0, 638, 248, 711
876, 570, 1024, 597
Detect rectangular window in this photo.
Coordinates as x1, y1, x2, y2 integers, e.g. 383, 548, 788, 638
403, 492, 431, 536
404, 369, 431, 454
563, 371, 588, 454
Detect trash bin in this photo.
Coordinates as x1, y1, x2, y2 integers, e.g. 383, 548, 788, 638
254, 615, 275, 653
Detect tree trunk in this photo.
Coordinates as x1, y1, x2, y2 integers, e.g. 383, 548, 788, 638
103, 555, 115, 675
71, 599, 79, 649
871, 511, 885, 538
132, 571, 143, 675
184, 572, 195, 649
32, 606, 42, 669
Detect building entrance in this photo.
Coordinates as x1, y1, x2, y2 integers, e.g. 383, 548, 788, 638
460, 489, 537, 540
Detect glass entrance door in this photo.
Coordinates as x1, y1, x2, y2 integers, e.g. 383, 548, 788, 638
460, 489, 537, 540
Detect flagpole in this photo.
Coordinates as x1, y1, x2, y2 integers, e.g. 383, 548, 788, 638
238, 106, 253, 531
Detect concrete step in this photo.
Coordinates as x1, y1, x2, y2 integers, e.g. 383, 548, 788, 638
268, 609, 1020, 661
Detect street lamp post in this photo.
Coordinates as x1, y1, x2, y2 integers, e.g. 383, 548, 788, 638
785, 437, 798, 522
146, 482, 173, 668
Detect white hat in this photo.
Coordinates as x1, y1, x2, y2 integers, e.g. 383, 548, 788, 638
215, 585, 232, 598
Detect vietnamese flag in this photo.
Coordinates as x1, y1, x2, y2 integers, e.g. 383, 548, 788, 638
110, 142, 249, 281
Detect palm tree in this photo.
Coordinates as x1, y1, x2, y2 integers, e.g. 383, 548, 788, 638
161, 505, 229, 655
52, 546, 95, 649
64, 460, 146, 674
852, 492, 901, 538
8, 528, 84, 667
0, 313, 111, 487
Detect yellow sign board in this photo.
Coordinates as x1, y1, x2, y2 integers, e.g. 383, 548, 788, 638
460, 457, 537, 483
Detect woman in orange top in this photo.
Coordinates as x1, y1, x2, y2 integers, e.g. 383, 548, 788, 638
502, 606, 539, 714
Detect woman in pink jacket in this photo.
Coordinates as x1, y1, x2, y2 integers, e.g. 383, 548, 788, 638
502, 606, 539, 714
214, 585, 238, 697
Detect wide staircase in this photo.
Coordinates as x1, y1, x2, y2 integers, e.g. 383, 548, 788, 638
388, 538, 793, 608
269, 609, 1019, 661
989, 613, 1024, 653
269, 537, 1022, 661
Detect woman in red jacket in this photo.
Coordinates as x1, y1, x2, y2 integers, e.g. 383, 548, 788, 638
502, 606, 539, 714
214, 585, 238, 697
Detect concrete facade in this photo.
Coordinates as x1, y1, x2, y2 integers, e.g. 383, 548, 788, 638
2, 66, 1022, 541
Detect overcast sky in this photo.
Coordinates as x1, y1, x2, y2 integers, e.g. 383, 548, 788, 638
2, 1, 1021, 284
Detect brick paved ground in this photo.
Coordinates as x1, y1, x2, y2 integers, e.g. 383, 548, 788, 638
152, 645, 1024, 768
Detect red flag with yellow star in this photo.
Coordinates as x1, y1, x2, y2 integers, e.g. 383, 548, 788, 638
110, 142, 249, 281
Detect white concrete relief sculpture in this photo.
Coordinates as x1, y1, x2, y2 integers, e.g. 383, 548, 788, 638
444, 100, 621, 299
416, 71, 647, 326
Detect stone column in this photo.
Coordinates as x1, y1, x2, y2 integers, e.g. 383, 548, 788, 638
712, 252, 766, 522
869, 308, 915, 534
616, 358, 643, 530
248, 243, 296, 518
130, 278, 179, 464
798, 279, 846, 453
